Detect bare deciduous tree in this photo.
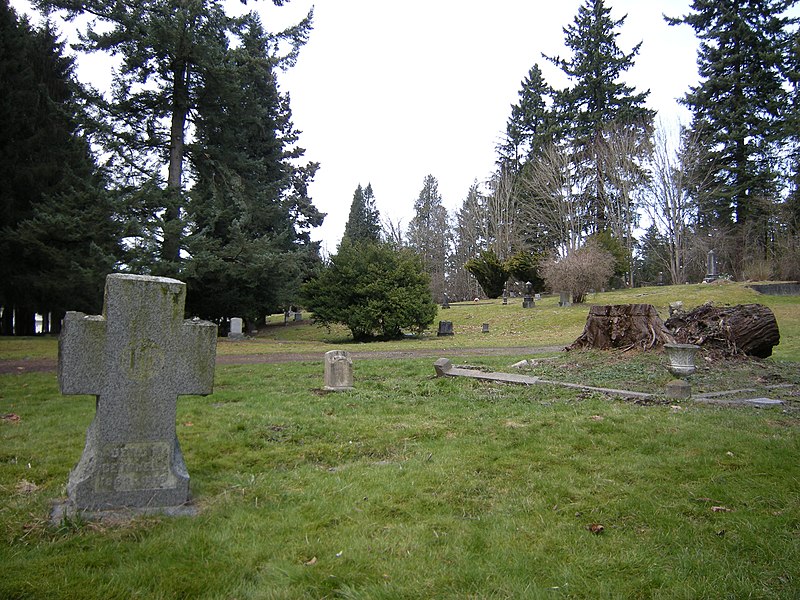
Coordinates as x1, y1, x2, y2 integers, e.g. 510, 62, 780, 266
643, 121, 715, 284
518, 141, 588, 255
486, 166, 519, 260
598, 122, 651, 287
540, 240, 614, 303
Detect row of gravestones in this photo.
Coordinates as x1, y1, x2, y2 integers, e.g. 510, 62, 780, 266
55, 274, 352, 519
227, 311, 303, 339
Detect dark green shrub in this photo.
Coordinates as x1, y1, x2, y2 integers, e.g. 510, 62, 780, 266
464, 249, 509, 298
302, 241, 437, 341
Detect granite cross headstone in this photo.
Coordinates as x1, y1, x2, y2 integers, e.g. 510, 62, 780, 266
58, 274, 217, 514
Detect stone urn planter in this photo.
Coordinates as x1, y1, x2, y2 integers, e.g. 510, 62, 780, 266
663, 343, 700, 377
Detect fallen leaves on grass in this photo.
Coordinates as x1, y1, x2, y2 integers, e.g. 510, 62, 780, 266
16, 479, 38, 494
587, 523, 605, 534
304, 557, 317, 566
590, 415, 604, 421
711, 506, 733, 513
2, 413, 21, 424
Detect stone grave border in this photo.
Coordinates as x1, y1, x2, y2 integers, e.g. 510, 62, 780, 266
433, 358, 793, 407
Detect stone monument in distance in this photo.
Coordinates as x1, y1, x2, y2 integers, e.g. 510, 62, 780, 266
57, 273, 217, 517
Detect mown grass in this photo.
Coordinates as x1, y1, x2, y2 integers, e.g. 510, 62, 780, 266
5, 281, 798, 361
2, 354, 799, 598
1, 282, 799, 598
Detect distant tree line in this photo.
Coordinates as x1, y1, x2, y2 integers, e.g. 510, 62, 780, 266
325, 0, 799, 314
4, 0, 799, 337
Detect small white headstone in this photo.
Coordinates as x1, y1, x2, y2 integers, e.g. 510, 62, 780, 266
324, 350, 353, 391
228, 317, 244, 339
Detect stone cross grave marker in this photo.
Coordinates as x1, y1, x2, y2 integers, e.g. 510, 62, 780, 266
58, 274, 217, 513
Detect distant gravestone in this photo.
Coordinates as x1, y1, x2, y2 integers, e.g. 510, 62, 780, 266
482, 323, 490, 333
442, 293, 450, 309
228, 317, 244, 339
324, 350, 354, 391
704, 249, 718, 282
522, 281, 534, 308
57, 274, 217, 516
559, 291, 572, 307
437, 320, 454, 336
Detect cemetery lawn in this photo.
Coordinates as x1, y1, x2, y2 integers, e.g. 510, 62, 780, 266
1, 282, 799, 598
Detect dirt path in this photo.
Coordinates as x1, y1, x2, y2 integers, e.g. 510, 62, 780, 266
0, 345, 564, 375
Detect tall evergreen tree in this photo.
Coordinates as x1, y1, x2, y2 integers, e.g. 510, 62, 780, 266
546, 0, 654, 232
450, 182, 487, 300
183, 13, 323, 325
667, 0, 797, 259
35, 0, 315, 276
407, 175, 450, 300
342, 183, 381, 244
0, 1, 118, 335
498, 64, 554, 169
779, 15, 800, 237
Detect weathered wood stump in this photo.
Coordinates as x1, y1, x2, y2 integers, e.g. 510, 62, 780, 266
664, 303, 780, 358
567, 304, 675, 351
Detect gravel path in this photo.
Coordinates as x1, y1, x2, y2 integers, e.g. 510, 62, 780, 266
0, 345, 564, 375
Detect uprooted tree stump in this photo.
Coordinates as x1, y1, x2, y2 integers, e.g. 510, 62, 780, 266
664, 303, 780, 358
567, 304, 675, 351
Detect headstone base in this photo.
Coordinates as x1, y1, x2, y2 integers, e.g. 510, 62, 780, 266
522, 296, 534, 308
665, 379, 691, 399
51, 499, 197, 524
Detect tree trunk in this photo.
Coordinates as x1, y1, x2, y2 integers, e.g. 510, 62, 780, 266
161, 58, 190, 267
1, 306, 12, 336
664, 303, 779, 358
51, 310, 65, 335
568, 304, 675, 351
15, 307, 36, 336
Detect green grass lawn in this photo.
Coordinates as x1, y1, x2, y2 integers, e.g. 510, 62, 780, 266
1, 282, 799, 598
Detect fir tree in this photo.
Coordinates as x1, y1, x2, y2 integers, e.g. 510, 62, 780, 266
407, 175, 450, 300
342, 183, 381, 245
184, 14, 323, 325
546, 0, 654, 232
35, 0, 315, 275
667, 0, 797, 257
0, 1, 118, 335
499, 64, 554, 168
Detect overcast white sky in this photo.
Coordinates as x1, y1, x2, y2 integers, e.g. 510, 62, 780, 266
13, 0, 701, 254
248, 0, 701, 254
